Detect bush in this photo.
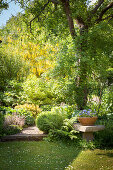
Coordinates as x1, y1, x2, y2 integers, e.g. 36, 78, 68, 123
45, 117, 79, 142
40, 105, 53, 111
94, 115, 113, 148
0, 106, 35, 126
36, 111, 64, 133
0, 106, 16, 115
16, 108, 35, 126
2, 125, 21, 136
51, 105, 76, 119
25, 114, 35, 126
4, 113, 25, 128
15, 104, 41, 118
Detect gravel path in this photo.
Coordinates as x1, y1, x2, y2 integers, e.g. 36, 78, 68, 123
18, 126, 44, 135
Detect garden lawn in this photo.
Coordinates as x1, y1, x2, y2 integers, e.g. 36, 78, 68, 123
66, 149, 113, 170
0, 141, 80, 170
0, 141, 113, 170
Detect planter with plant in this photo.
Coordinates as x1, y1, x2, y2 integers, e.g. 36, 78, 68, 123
78, 109, 97, 126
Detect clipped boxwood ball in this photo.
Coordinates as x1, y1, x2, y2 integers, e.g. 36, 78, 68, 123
36, 111, 64, 133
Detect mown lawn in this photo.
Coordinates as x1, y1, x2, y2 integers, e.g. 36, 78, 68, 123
66, 149, 113, 170
0, 141, 113, 170
0, 141, 80, 170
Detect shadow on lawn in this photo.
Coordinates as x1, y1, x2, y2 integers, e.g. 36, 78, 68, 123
0, 141, 81, 170
97, 152, 113, 158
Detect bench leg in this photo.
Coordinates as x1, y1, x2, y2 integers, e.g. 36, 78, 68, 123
82, 132, 94, 141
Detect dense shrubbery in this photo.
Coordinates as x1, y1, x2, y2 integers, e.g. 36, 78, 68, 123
36, 111, 64, 133
94, 113, 113, 148
0, 106, 35, 128
46, 117, 79, 142
51, 105, 76, 119
15, 103, 41, 118
36, 104, 77, 134
4, 113, 25, 128
2, 125, 21, 136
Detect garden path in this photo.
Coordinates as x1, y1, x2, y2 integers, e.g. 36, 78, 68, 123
18, 126, 43, 135
1, 126, 47, 142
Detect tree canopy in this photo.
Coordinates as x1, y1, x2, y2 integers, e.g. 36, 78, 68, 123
0, 0, 113, 110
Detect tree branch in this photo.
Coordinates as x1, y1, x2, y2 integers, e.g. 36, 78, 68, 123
87, 0, 104, 24
102, 14, 113, 21
60, 0, 76, 38
96, 2, 113, 23
91, 0, 104, 15
30, 0, 50, 33
50, 0, 60, 4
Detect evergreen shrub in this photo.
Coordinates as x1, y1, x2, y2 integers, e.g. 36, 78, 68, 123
36, 111, 64, 133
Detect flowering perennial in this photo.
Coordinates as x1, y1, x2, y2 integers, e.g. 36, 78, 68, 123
78, 109, 97, 117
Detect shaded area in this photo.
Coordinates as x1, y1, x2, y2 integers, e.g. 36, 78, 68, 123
0, 141, 81, 170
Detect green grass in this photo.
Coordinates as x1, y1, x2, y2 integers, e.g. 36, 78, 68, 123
0, 141, 113, 170
66, 149, 113, 170
0, 141, 80, 170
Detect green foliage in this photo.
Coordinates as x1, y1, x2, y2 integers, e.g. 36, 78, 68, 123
0, 106, 16, 115
15, 104, 41, 118
2, 125, 21, 136
0, 49, 29, 107
46, 117, 79, 142
51, 105, 76, 119
0, 106, 34, 126
0, 0, 8, 14
0, 113, 4, 137
36, 111, 64, 133
0, 80, 26, 107
78, 139, 96, 150
23, 75, 54, 106
40, 105, 53, 111
95, 115, 113, 148
14, 108, 35, 126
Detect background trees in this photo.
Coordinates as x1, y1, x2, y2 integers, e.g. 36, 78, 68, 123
0, 0, 113, 112
19, 0, 113, 109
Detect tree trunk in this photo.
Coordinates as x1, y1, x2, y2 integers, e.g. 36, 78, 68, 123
61, 0, 88, 109
76, 27, 89, 110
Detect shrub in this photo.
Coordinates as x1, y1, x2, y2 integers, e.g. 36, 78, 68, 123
36, 111, 64, 133
0, 106, 16, 115
0, 106, 35, 126
15, 104, 41, 118
2, 125, 21, 136
16, 108, 35, 126
45, 117, 79, 142
4, 113, 25, 128
51, 105, 76, 119
25, 114, 35, 126
94, 114, 113, 148
40, 105, 53, 111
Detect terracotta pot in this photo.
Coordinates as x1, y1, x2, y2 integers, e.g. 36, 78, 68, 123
78, 117, 98, 126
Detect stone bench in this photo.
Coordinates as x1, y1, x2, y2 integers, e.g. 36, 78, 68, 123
73, 123, 105, 141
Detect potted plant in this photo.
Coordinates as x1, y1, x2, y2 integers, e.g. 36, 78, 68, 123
77, 109, 97, 126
